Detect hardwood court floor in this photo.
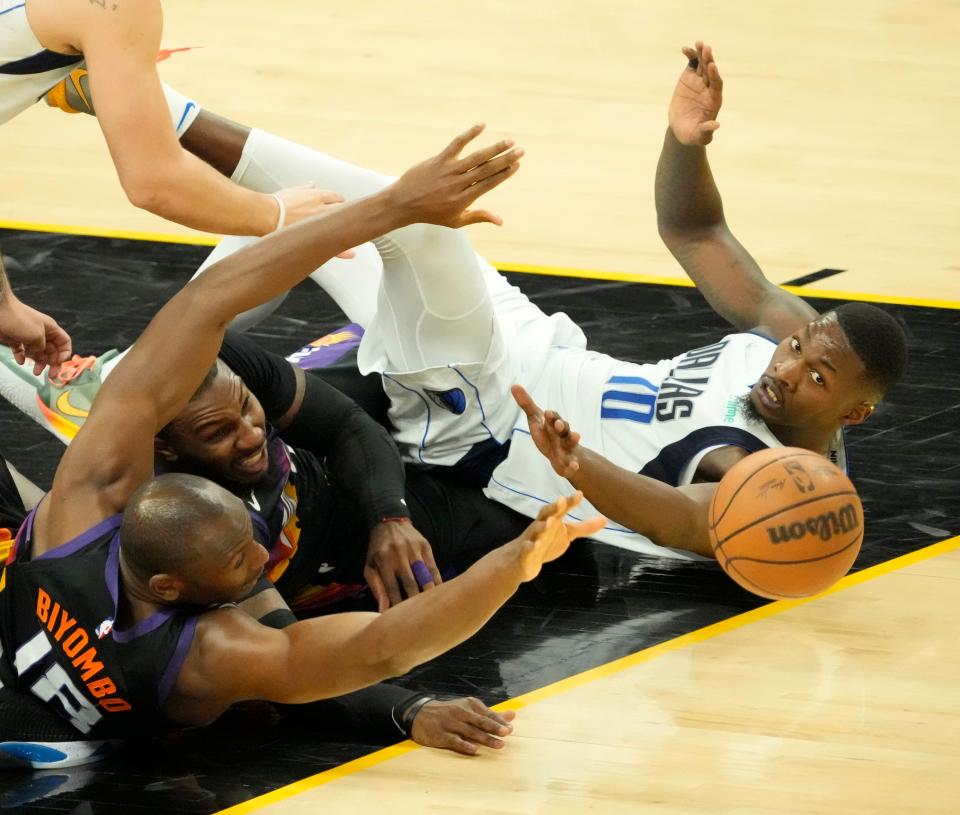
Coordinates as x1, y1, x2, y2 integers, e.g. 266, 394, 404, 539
215, 540, 960, 815
1, 0, 959, 812
2, 0, 959, 299
0, 228, 956, 814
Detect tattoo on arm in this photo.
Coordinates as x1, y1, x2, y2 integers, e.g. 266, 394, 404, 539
88, 0, 118, 10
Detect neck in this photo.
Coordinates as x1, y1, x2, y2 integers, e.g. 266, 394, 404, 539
117, 551, 163, 626
766, 421, 838, 456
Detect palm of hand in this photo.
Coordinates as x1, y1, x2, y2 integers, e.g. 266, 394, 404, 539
519, 517, 570, 582
528, 422, 575, 477
668, 76, 721, 146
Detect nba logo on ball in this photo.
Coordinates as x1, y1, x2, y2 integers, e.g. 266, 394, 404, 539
708, 447, 864, 600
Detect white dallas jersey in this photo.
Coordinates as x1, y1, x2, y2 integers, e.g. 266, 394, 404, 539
1, 1, 83, 125
363, 270, 845, 560
488, 333, 814, 558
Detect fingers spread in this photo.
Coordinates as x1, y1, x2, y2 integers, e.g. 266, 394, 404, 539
457, 139, 516, 173
568, 514, 607, 540
443, 123, 486, 159
458, 208, 503, 228
464, 147, 524, 186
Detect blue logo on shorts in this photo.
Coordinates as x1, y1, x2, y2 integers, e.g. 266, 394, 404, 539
424, 388, 467, 415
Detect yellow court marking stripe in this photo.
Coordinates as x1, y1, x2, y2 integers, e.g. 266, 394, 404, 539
495, 261, 960, 310
0, 220, 955, 309
0, 219, 217, 247
214, 533, 960, 815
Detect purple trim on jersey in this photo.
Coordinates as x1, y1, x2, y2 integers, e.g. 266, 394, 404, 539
638, 426, 771, 486
157, 614, 198, 706
34, 515, 123, 561
14, 505, 36, 552
103, 535, 181, 643
250, 511, 271, 544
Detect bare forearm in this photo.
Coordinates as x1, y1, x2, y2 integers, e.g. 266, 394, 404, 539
127, 151, 279, 236
655, 128, 725, 236
282, 544, 525, 701
566, 446, 704, 550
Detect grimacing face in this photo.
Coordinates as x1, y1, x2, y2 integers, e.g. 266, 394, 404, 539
748, 314, 875, 432
160, 366, 270, 485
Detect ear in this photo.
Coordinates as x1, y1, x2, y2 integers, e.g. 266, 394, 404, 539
148, 573, 184, 603
154, 436, 179, 462
841, 403, 875, 427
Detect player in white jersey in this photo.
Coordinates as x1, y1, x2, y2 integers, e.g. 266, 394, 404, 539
154, 45, 902, 560
0, 0, 338, 371
5, 43, 908, 563
299, 42, 905, 561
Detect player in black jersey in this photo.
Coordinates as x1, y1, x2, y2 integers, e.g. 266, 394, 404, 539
0, 129, 603, 759
152, 331, 529, 616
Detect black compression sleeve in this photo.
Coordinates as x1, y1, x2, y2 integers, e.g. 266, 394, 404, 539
218, 330, 298, 421
280, 684, 430, 741
281, 372, 410, 530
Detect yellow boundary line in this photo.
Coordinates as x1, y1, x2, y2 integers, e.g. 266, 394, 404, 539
496, 261, 960, 310
1, 220, 958, 310
0, 218, 218, 247
215, 534, 960, 815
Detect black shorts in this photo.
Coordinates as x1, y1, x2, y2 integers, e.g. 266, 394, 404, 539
0, 454, 27, 533
277, 464, 529, 606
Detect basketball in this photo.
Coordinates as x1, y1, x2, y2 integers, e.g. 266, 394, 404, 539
708, 447, 863, 600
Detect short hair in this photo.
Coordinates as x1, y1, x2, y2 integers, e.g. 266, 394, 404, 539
157, 360, 225, 439
120, 473, 236, 579
830, 302, 908, 395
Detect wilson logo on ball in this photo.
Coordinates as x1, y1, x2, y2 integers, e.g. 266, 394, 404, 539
766, 503, 859, 544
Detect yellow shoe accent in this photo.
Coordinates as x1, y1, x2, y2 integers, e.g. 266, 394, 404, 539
55, 391, 90, 419
44, 68, 93, 115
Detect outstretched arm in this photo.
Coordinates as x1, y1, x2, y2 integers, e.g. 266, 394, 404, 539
512, 385, 715, 557
29, 0, 344, 235
656, 41, 817, 340
167, 494, 605, 723
36, 127, 523, 552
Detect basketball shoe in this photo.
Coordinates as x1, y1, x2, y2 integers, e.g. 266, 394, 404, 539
0, 688, 120, 769
0, 348, 116, 444
44, 67, 94, 116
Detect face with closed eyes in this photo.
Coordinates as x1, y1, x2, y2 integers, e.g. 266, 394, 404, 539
749, 313, 878, 436
160, 504, 270, 606
157, 364, 270, 486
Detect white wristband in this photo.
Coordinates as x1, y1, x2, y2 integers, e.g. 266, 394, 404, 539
271, 193, 286, 232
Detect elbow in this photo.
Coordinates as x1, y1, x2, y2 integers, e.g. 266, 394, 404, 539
122, 174, 173, 217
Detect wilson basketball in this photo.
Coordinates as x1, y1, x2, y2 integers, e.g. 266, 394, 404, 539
708, 447, 863, 600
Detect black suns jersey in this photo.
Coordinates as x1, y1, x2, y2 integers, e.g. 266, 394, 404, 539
0, 511, 199, 738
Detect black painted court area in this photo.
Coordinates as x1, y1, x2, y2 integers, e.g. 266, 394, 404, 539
0, 228, 957, 814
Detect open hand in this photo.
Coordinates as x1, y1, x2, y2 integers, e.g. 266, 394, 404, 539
410, 697, 516, 756
669, 41, 723, 146
513, 493, 605, 583
389, 124, 523, 228
512, 384, 581, 479
364, 520, 442, 612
